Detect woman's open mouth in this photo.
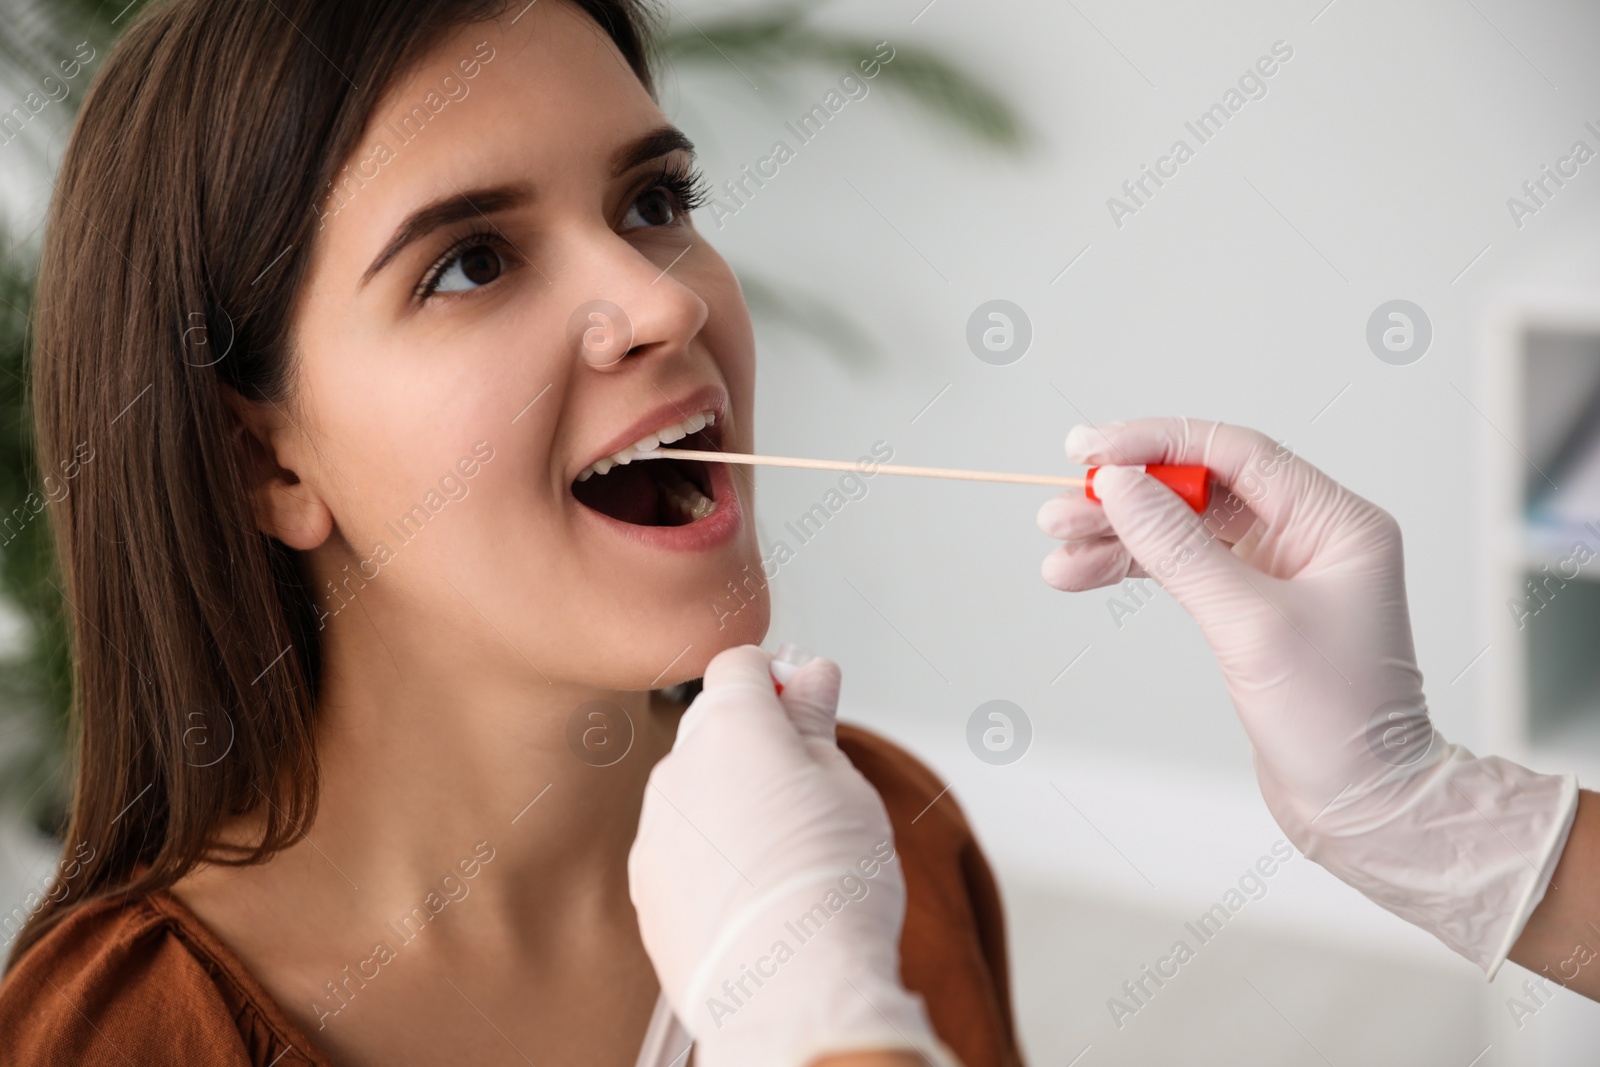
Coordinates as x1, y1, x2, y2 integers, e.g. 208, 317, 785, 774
570, 409, 721, 527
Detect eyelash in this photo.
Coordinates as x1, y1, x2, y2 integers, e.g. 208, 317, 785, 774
648, 159, 711, 217
415, 228, 506, 301
413, 162, 711, 302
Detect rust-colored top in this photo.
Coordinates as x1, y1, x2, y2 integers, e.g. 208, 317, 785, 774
0, 724, 1023, 1066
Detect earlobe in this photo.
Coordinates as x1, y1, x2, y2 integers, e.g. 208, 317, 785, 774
220, 386, 333, 551
259, 482, 334, 551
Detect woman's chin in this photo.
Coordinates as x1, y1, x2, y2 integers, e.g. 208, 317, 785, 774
652, 599, 770, 689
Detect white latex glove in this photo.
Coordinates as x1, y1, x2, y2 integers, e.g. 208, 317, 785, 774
1036, 417, 1579, 977
628, 644, 958, 1067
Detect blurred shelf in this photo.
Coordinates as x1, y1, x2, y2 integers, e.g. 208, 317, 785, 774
1522, 543, 1600, 582
1487, 301, 1600, 776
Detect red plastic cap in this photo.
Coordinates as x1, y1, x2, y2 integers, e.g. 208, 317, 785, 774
1085, 464, 1212, 513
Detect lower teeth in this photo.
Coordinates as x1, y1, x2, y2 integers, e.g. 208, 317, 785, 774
668, 484, 715, 521
653, 465, 715, 522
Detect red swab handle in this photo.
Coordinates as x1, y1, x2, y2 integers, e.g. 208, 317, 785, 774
1085, 465, 1212, 513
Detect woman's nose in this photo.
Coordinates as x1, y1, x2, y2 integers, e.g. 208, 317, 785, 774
569, 298, 636, 369
567, 238, 708, 372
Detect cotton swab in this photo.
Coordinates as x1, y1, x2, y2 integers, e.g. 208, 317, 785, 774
635, 448, 1214, 513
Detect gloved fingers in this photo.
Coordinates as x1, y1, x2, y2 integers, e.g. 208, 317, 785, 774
1065, 417, 1337, 536
1206, 487, 1263, 549
1037, 493, 1114, 542
1040, 536, 1146, 591
1090, 464, 1249, 606
775, 655, 841, 743
673, 644, 794, 751
1065, 416, 1266, 472
1064, 419, 1149, 466
701, 642, 778, 693
1040, 485, 1261, 555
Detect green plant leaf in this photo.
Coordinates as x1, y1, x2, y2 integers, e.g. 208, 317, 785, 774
736, 269, 882, 372
0, 241, 72, 835
660, 10, 1025, 150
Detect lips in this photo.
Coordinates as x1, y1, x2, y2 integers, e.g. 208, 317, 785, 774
568, 387, 733, 537
567, 387, 726, 485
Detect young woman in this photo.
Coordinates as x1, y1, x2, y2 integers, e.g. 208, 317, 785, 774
0, 1, 1021, 1064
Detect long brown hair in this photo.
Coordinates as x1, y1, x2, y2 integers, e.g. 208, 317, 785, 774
7, 0, 658, 969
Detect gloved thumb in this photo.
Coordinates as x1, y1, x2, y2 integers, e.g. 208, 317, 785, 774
775, 656, 841, 743
678, 644, 786, 748
1091, 464, 1245, 610
700, 643, 777, 694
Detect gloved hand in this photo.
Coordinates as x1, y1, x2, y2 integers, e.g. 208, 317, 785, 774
1036, 417, 1579, 977
628, 644, 958, 1067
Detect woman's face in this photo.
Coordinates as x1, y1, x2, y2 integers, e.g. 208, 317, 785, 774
264, 0, 768, 690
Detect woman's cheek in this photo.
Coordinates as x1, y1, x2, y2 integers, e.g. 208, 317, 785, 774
695, 265, 757, 419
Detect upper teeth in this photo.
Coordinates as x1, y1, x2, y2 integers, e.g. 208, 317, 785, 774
574, 410, 716, 482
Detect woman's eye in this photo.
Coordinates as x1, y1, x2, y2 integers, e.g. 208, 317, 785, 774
431, 244, 504, 295
622, 187, 677, 230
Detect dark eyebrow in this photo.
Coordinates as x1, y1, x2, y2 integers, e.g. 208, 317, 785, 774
360, 182, 534, 288
611, 125, 696, 178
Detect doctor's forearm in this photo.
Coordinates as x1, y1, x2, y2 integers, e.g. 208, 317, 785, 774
1509, 788, 1600, 1000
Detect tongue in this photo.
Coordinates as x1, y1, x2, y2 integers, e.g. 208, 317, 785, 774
573, 462, 661, 525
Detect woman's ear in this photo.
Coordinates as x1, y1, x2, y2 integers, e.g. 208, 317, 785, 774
220, 385, 334, 551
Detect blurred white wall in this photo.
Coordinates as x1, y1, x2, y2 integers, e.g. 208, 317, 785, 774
669, 0, 1600, 1062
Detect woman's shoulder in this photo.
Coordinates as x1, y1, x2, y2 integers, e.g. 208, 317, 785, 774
833, 721, 994, 891
0, 889, 329, 1066
835, 721, 975, 844
834, 721, 1025, 1067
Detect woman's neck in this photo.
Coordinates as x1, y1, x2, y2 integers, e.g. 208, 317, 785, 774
171, 599, 684, 1054
308, 628, 677, 921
